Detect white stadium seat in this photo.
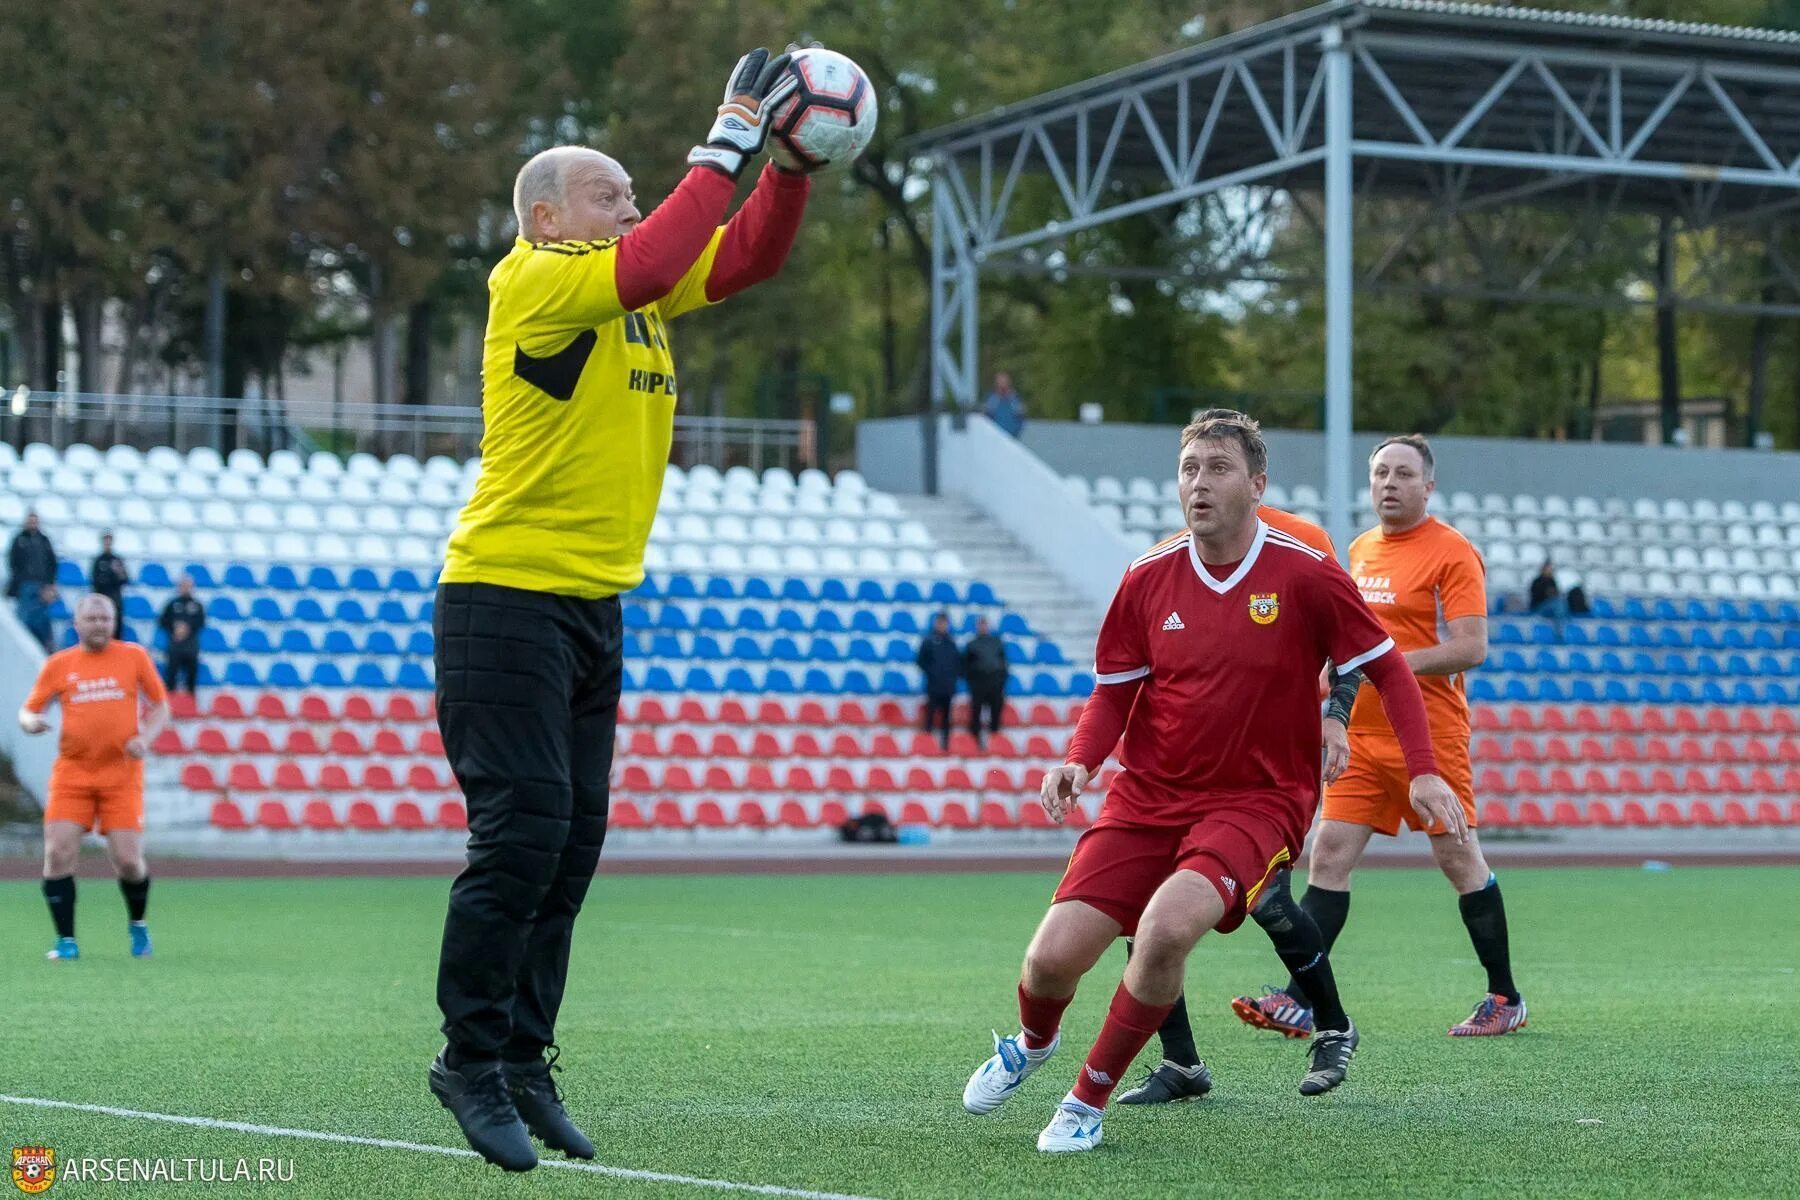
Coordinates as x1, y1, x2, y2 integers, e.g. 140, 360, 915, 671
1126, 477, 1160, 504
782, 545, 820, 573
91, 469, 132, 499
267, 449, 305, 476
231, 531, 271, 561
423, 455, 461, 482
709, 544, 748, 572
386, 453, 423, 482
200, 500, 237, 529
283, 504, 321, 533
820, 547, 856, 573
256, 473, 295, 500
62, 444, 102, 472
1092, 476, 1125, 503
307, 451, 344, 477
366, 507, 403, 535
346, 452, 383, 479
104, 444, 144, 472
1063, 476, 1092, 503
225, 448, 264, 474
215, 474, 254, 501
135, 472, 172, 501
314, 533, 352, 563
745, 545, 783, 573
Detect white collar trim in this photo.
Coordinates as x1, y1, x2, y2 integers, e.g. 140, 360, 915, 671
1187, 519, 1268, 595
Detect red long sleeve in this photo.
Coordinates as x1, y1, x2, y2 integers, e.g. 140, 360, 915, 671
614, 167, 737, 312
1064, 677, 1143, 773
703, 163, 811, 302
1360, 649, 1440, 778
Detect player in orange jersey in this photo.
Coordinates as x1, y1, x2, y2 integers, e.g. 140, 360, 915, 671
1243, 434, 1524, 1039
20, 593, 168, 961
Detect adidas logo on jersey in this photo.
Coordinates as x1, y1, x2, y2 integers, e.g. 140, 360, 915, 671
1161, 611, 1185, 631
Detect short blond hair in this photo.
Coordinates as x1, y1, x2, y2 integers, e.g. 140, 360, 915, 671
1180, 408, 1267, 477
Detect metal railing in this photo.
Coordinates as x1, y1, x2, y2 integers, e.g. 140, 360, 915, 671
1, 391, 817, 471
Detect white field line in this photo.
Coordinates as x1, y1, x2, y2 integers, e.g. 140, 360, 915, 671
0, 1095, 884, 1200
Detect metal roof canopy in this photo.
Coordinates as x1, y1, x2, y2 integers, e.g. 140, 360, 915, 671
913, 0, 1800, 548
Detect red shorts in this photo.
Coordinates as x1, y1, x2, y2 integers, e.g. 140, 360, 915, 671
1322, 734, 1476, 836
45, 782, 144, 834
1052, 803, 1301, 935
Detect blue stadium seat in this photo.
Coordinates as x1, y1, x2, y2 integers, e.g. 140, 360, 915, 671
850, 610, 883, 634
1764, 628, 1790, 650
1602, 679, 1631, 703
887, 611, 921, 635
967, 582, 998, 606
1503, 680, 1531, 702
1632, 680, 1668, 703
351, 663, 391, 689
1761, 681, 1792, 703
855, 580, 887, 604
225, 564, 259, 589
656, 606, 691, 630
1589, 597, 1617, 619
1772, 602, 1798, 624
268, 662, 304, 688
665, 575, 701, 600
1629, 652, 1658, 674
1005, 639, 1029, 662
1655, 627, 1684, 649
334, 600, 369, 624
878, 669, 911, 693
1746, 601, 1779, 623
1532, 678, 1565, 702
1492, 623, 1525, 646
363, 630, 401, 656
348, 567, 381, 592
1528, 622, 1558, 646
197, 662, 220, 687
1682, 599, 1713, 623
320, 630, 356, 655
763, 668, 797, 693
125, 595, 155, 621
278, 629, 316, 654
118, 624, 144, 644
643, 666, 677, 691
781, 578, 814, 603
742, 577, 776, 600
623, 634, 645, 659
621, 667, 640, 690
1569, 678, 1600, 702
1034, 643, 1067, 666
1651, 598, 1681, 622
139, 563, 173, 589
306, 566, 342, 593
1717, 626, 1749, 649
1668, 680, 1700, 703
696, 606, 730, 632
183, 564, 217, 590
736, 608, 770, 632
885, 638, 913, 663
389, 569, 426, 593
1065, 670, 1095, 696
623, 605, 652, 630
1625, 626, 1654, 648
1497, 650, 1529, 673
929, 581, 960, 605
891, 581, 925, 604
55, 561, 86, 586
57, 628, 77, 649
812, 610, 846, 633
683, 667, 719, 693
237, 628, 273, 653
377, 599, 412, 625
724, 667, 758, 691
774, 609, 807, 633
999, 613, 1030, 637
808, 636, 842, 663
1622, 597, 1653, 621
847, 637, 878, 663
404, 631, 432, 656
704, 576, 736, 600
1598, 651, 1628, 675
819, 579, 851, 603
200, 627, 229, 653
309, 663, 345, 687
730, 636, 765, 662
49, 598, 70, 621
841, 669, 875, 695
1660, 652, 1692, 676
802, 668, 837, 694
224, 661, 261, 687
648, 633, 682, 658
395, 663, 432, 690
294, 598, 328, 623
769, 636, 802, 661
1688, 626, 1719, 650
1590, 624, 1622, 646
691, 635, 725, 661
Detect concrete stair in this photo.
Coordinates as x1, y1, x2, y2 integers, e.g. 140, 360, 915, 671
897, 494, 1103, 666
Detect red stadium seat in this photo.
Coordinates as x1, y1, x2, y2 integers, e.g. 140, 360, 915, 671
1619, 800, 1652, 828
1672, 709, 1703, 735
978, 801, 1016, 829
1515, 801, 1550, 828
789, 732, 825, 758
1688, 800, 1724, 828
1676, 738, 1707, 763
751, 731, 784, 758
707, 732, 744, 758
256, 800, 297, 830
254, 694, 289, 720
328, 730, 366, 757
1472, 707, 1503, 732
610, 800, 648, 830
1580, 769, 1612, 795
867, 733, 903, 758
435, 801, 468, 831
208, 694, 246, 719
899, 801, 932, 826
618, 765, 655, 793
829, 733, 864, 759
362, 765, 400, 792
1604, 706, 1636, 733
182, 763, 222, 791
715, 699, 750, 724
733, 800, 770, 828
662, 765, 699, 791
693, 801, 730, 829
386, 695, 424, 723
1473, 736, 1505, 762
1743, 739, 1773, 764
1022, 766, 1047, 791
1550, 801, 1584, 827
1504, 708, 1535, 732
1066, 803, 1093, 829
1679, 768, 1716, 794
302, 800, 343, 831
283, 729, 322, 755
1018, 803, 1055, 829
1735, 709, 1767, 734
239, 729, 275, 754
167, 692, 199, 719
948, 732, 982, 757
346, 801, 385, 831
272, 763, 310, 791
938, 801, 977, 830
835, 700, 872, 725
675, 699, 709, 724
1506, 737, 1538, 762
907, 733, 945, 759
210, 799, 249, 830
904, 766, 939, 792
341, 695, 378, 722
776, 800, 812, 829
860, 798, 891, 819
667, 731, 703, 758
416, 729, 445, 757
228, 763, 268, 792
1653, 801, 1690, 828
864, 765, 899, 791
1024, 735, 1058, 758
407, 764, 447, 791
701, 765, 738, 791
1768, 710, 1797, 735
1716, 768, 1746, 795
797, 700, 832, 726
817, 800, 850, 827
627, 730, 660, 757
195, 727, 231, 754
822, 766, 857, 792
784, 765, 824, 792
152, 729, 184, 754
390, 801, 429, 830
942, 766, 976, 791
1648, 768, 1680, 792
1640, 737, 1672, 762
298, 694, 334, 721
317, 764, 354, 792
744, 764, 778, 791
1704, 709, 1734, 734
1546, 768, 1578, 793
1572, 708, 1606, 734
1585, 800, 1620, 827
1608, 736, 1638, 763
1720, 801, 1755, 828
1754, 800, 1786, 826
1540, 708, 1571, 733
1511, 767, 1545, 794
372, 730, 408, 757
1615, 768, 1650, 794
988, 734, 1020, 758
1479, 801, 1512, 828
874, 701, 909, 725
1542, 737, 1576, 763
1027, 703, 1063, 726
983, 768, 1017, 792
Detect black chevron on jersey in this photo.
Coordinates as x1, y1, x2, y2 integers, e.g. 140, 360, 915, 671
514, 329, 598, 401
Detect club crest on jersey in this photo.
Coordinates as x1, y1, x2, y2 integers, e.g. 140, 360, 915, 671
1248, 593, 1279, 625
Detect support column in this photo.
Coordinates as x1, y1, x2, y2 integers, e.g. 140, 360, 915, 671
928, 178, 980, 496
1322, 21, 1355, 559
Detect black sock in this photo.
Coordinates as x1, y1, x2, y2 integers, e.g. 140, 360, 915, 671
120, 875, 150, 923
1255, 875, 1349, 1032
43, 875, 76, 939
1124, 938, 1201, 1068
1286, 884, 1350, 997
1458, 876, 1520, 1004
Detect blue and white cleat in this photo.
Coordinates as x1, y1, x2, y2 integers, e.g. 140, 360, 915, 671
46, 936, 79, 962
1036, 1093, 1104, 1153
962, 1030, 1059, 1114
129, 922, 153, 958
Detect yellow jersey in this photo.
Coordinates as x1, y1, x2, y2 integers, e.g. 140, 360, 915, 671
442, 231, 725, 598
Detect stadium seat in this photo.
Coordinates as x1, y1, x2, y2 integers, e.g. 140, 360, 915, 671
302, 800, 344, 831
210, 800, 250, 830
435, 801, 469, 832
391, 801, 430, 831
256, 800, 298, 831
346, 801, 386, 831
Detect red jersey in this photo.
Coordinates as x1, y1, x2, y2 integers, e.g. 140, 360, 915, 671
1072, 520, 1399, 826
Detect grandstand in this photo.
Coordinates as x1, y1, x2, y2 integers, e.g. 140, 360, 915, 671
0, 440, 1099, 840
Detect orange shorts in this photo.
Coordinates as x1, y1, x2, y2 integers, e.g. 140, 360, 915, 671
1052, 804, 1300, 935
45, 776, 144, 834
1322, 735, 1475, 837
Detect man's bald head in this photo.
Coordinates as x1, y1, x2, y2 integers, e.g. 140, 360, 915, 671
512, 146, 639, 242
75, 593, 115, 651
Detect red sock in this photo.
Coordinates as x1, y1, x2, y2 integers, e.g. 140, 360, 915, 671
1070, 982, 1175, 1110
1017, 982, 1073, 1051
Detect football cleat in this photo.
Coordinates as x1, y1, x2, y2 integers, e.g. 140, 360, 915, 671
1449, 994, 1528, 1037
1036, 1093, 1104, 1153
1116, 1059, 1213, 1105
962, 1029, 1058, 1114
46, 936, 79, 962
1230, 986, 1314, 1039
506, 1047, 594, 1160
429, 1049, 537, 1171
1299, 1021, 1358, 1096
129, 922, 153, 958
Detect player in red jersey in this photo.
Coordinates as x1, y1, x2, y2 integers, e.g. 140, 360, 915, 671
959, 411, 1462, 1153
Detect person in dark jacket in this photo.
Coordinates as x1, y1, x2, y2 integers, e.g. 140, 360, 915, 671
91, 532, 130, 638
916, 612, 962, 749
158, 574, 206, 695
8, 511, 58, 645
962, 615, 1010, 745
1528, 560, 1568, 641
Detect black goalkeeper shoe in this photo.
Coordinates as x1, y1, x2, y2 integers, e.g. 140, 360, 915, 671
1299, 1021, 1359, 1096
506, 1046, 595, 1160
429, 1049, 537, 1171
1116, 1059, 1214, 1105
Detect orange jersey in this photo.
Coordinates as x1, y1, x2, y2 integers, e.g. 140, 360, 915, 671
25, 641, 167, 787
1258, 506, 1336, 558
1344, 516, 1485, 743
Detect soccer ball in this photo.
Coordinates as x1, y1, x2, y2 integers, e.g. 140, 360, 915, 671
770, 48, 878, 173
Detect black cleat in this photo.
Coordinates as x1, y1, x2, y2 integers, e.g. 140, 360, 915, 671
1116, 1059, 1214, 1105
506, 1047, 595, 1160
1299, 1021, 1358, 1096
429, 1049, 538, 1171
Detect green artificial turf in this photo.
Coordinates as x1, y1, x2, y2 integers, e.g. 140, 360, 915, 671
4, 865, 1797, 1198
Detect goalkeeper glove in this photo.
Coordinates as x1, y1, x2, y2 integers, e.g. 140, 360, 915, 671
689, 48, 799, 180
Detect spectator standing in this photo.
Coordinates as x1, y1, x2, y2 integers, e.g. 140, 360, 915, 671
983, 371, 1026, 439
91, 532, 130, 638
916, 612, 962, 749
962, 615, 1010, 745
158, 574, 206, 695
1528, 561, 1568, 640
22, 583, 57, 652
8, 511, 58, 643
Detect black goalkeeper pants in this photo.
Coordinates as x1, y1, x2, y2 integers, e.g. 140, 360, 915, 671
434, 582, 622, 1063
